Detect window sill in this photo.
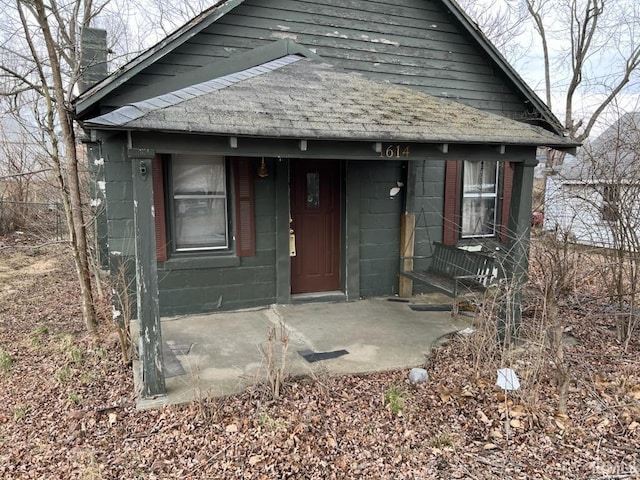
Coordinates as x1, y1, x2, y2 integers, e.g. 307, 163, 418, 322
158, 254, 240, 271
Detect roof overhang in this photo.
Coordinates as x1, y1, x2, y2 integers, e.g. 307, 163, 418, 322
440, 0, 564, 136
84, 56, 579, 153
74, 0, 247, 116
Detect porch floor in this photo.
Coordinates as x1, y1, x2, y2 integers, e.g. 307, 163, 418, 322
133, 294, 471, 409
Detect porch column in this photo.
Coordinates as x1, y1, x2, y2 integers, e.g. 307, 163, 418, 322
130, 149, 166, 398
275, 158, 291, 304
500, 156, 536, 344
399, 160, 417, 297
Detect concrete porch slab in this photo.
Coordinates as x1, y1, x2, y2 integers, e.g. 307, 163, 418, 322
133, 295, 470, 408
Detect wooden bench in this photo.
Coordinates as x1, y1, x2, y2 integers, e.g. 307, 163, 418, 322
400, 242, 497, 312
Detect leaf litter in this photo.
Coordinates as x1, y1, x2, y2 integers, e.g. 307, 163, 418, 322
0, 233, 638, 479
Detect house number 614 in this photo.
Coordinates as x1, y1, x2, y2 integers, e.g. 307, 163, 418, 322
380, 144, 410, 158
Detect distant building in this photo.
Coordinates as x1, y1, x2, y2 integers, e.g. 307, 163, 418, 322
545, 112, 640, 248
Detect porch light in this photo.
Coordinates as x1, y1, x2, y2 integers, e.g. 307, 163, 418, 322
257, 157, 268, 178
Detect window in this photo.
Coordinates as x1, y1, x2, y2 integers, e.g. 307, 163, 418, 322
443, 160, 513, 245
461, 160, 499, 237
601, 184, 619, 222
171, 154, 228, 251
153, 155, 255, 262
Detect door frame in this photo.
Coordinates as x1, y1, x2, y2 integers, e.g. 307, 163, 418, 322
289, 158, 341, 294
275, 159, 360, 303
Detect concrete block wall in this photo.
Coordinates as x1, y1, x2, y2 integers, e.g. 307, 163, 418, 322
158, 158, 278, 316
355, 160, 405, 298
410, 160, 446, 272
97, 139, 279, 316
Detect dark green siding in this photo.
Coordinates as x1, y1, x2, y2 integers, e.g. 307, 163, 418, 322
409, 159, 446, 272
158, 158, 278, 316
353, 160, 405, 298
93, 133, 280, 316
104, 0, 531, 117
100, 134, 136, 258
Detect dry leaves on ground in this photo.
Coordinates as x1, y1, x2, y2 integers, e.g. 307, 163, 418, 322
0, 234, 638, 479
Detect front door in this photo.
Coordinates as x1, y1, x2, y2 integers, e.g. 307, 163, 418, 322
290, 159, 341, 294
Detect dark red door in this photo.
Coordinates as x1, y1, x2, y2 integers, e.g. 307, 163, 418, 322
290, 159, 341, 294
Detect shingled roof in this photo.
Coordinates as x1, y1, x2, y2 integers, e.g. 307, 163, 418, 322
85, 55, 576, 149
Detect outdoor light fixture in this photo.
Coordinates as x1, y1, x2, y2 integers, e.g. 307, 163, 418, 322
257, 158, 268, 178
389, 181, 404, 198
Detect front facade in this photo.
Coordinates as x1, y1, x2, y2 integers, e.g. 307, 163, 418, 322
77, 0, 574, 315
75, 0, 576, 396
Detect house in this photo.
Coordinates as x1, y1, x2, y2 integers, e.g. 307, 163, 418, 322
544, 112, 640, 249
74, 0, 576, 396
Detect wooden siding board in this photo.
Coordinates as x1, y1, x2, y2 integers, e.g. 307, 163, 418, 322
99, 0, 533, 118
315, 46, 495, 72
228, 3, 471, 38
176, 34, 487, 70
244, 0, 437, 21
208, 21, 479, 57
219, 9, 465, 41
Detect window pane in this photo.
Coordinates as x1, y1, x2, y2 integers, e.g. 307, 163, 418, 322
463, 161, 497, 194
172, 154, 228, 251
462, 198, 496, 237
175, 198, 227, 249
173, 155, 225, 195
306, 172, 320, 208
462, 160, 498, 237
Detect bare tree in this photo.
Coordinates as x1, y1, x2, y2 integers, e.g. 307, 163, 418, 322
139, 0, 218, 38
462, 0, 640, 156
551, 110, 640, 349
0, 0, 220, 332
0, 0, 101, 331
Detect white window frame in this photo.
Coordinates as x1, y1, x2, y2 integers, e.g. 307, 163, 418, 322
171, 154, 229, 252
461, 160, 499, 238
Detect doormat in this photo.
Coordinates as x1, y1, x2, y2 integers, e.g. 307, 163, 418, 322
298, 349, 349, 363
409, 304, 451, 311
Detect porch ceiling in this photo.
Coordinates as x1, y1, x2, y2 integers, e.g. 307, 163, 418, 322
85, 55, 577, 149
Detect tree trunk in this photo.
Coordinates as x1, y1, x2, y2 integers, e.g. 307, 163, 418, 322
33, 0, 97, 332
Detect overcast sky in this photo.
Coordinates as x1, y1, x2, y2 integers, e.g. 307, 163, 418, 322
462, 0, 640, 137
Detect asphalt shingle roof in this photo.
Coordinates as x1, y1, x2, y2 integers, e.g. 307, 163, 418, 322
86, 55, 576, 148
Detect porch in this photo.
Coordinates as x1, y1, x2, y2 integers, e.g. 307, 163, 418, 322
133, 295, 471, 409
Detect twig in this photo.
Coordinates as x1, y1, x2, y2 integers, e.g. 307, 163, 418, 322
0, 240, 66, 250
602, 442, 640, 455
587, 474, 637, 480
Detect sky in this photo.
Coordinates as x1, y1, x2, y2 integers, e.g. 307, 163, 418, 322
462, 0, 640, 138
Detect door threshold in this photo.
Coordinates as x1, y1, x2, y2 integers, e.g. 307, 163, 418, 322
291, 291, 346, 304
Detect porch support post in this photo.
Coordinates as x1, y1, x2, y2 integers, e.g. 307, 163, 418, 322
499, 156, 536, 344
345, 161, 360, 301
130, 149, 166, 398
399, 160, 417, 297
399, 213, 415, 297
275, 158, 291, 304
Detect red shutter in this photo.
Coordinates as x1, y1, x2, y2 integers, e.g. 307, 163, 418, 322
152, 155, 167, 262
443, 160, 461, 246
500, 162, 515, 243
233, 157, 256, 257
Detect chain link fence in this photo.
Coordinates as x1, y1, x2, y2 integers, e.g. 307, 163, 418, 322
0, 200, 67, 240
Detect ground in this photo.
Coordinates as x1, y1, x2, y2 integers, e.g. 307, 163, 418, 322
0, 233, 639, 479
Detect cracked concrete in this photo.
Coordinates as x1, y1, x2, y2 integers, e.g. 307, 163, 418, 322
133, 295, 470, 408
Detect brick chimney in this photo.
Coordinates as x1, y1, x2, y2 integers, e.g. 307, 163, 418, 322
79, 27, 108, 92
